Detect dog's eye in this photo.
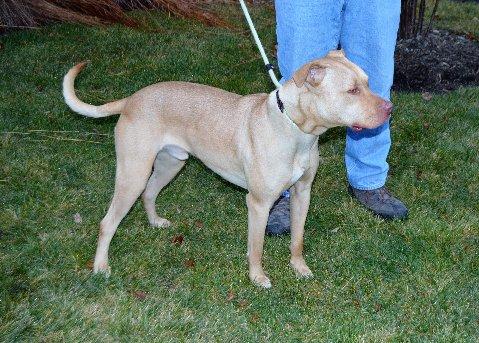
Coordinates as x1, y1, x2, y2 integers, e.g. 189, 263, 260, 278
348, 87, 360, 94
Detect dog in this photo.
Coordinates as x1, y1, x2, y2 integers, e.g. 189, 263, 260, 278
63, 49, 392, 288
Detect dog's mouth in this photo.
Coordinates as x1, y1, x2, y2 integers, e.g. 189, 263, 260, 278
351, 113, 390, 132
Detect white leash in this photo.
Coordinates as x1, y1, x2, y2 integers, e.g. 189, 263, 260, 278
238, 0, 282, 89
238, 1, 299, 128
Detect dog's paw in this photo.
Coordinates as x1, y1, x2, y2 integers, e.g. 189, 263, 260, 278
93, 261, 111, 277
290, 259, 313, 279
250, 274, 272, 289
149, 216, 171, 228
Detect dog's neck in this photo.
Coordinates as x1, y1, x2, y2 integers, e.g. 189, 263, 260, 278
271, 85, 328, 136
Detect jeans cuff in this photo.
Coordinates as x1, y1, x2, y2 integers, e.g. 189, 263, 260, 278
348, 181, 385, 191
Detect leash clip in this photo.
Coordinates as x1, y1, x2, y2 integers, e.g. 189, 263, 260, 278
239, 0, 281, 88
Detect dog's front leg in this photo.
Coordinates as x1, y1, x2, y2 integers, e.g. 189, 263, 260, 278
246, 193, 274, 288
289, 181, 314, 278
289, 143, 320, 278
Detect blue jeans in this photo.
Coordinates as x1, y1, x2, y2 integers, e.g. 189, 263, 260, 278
275, 0, 401, 190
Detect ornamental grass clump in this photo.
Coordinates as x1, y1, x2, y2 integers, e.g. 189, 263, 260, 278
0, 0, 229, 30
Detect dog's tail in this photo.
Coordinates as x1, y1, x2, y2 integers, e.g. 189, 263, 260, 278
63, 62, 127, 118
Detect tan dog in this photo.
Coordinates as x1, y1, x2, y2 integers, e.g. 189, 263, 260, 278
63, 50, 392, 288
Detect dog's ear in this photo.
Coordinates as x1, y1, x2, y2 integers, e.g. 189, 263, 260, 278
292, 63, 327, 88
327, 49, 345, 58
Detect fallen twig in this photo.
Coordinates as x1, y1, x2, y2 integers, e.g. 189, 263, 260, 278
2, 130, 112, 137
27, 129, 111, 136
42, 135, 105, 144
22, 137, 105, 144
0, 24, 39, 29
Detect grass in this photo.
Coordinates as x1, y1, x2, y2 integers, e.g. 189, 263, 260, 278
1, 2, 479, 342
434, 0, 479, 35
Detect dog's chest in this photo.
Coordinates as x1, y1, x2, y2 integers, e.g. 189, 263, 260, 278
289, 142, 312, 185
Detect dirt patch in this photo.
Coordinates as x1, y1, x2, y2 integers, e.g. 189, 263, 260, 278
394, 29, 479, 92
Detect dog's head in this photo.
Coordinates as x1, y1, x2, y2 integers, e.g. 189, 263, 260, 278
286, 50, 392, 134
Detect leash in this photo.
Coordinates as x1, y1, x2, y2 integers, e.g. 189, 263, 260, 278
238, 1, 298, 129
238, 0, 282, 89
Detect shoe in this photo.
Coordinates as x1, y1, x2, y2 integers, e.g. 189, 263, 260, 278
265, 192, 291, 235
348, 185, 408, 220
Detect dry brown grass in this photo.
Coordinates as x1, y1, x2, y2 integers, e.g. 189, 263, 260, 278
0, 0, 231, 30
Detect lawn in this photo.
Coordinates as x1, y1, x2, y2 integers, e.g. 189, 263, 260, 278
1, 2, 478, 342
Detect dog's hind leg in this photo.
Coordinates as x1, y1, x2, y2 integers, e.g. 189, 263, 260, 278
93, 127, 158, 276
142, 146, 187, 228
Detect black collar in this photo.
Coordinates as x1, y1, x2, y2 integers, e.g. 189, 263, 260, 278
275, 90, 284, 113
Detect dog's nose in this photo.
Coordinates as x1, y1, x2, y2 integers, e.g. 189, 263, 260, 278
379, 100, 393, 115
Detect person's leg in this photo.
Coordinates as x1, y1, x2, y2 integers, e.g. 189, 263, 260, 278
275, 0, 345, 82
268, 0, 345, 235
340, 0, 407, 219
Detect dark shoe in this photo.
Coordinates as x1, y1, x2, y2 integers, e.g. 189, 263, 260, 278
266, 192, 291, 235
348, 185, 408, 220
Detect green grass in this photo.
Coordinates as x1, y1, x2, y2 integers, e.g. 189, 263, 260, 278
1, 3, 479, 342
435, 0, 479, 35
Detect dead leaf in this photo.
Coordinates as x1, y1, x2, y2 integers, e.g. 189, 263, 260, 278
421, 92, 433, 101
85, 259, 94, 270
194, 220, 204, 228
423, 122, 430, 129
238, 299, 249, 309
226, 290, 235, 301
374, 302, 382, 312
353, 299, 360, 309
184, 259, 195, 268
416, 170, 423, 180
466, 32, 477, 41
172, 234, 184, 245
73, 213, 82, 224
132, 290, 147, 300
250, 312, 259, 323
